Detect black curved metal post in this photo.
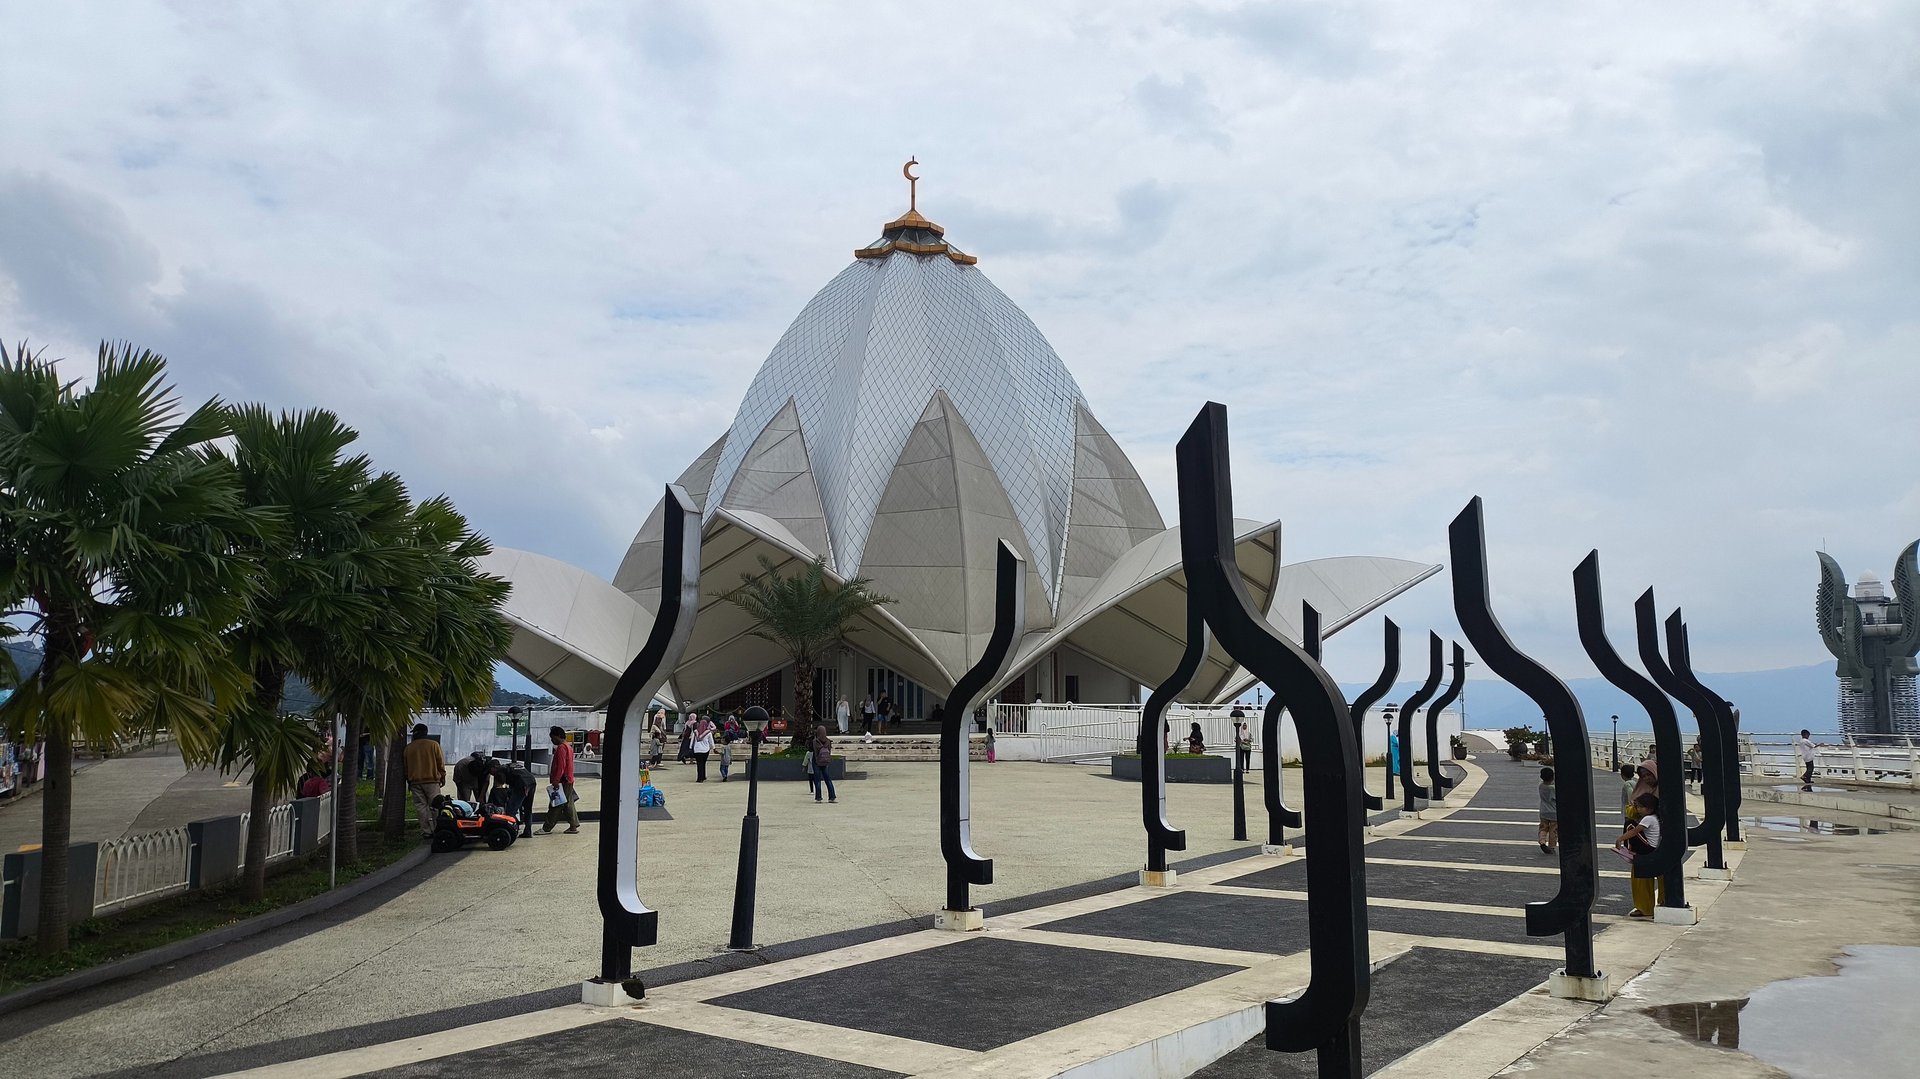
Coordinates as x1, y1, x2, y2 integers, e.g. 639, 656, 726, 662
1637, 596, 1724, 868
1348, 620, 1397, 813
596, 484, 701, 990
941, 542, 1025, 914
1262, 693, 1304, 844
1140, 605, 1201, 874
1178, 404, 1368, 1077
1397, 634, 1443, 811
1426, 643, 1464, 798
1574, 557, 1685, 908
1677, 626, 1743, 845
1655, 609, 1730, 868
1449, 497, 1598, 979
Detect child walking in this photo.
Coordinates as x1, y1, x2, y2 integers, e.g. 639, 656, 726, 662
1537, 766, 1558, 854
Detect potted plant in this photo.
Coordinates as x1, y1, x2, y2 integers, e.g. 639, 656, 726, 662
1449, 734, 1468, 760
1502, 725, 1537, 760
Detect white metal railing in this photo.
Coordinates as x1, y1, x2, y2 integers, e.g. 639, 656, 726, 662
94, 826, 192, 913
1586, 729, 1920, 791
988, 703, 1456, 763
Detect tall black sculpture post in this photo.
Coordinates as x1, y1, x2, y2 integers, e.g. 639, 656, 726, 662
1636, 595, 1726, 873
1675, 625, 1744, 846
1449, 497, 1604, 1000
1170, 404, 1369, 1078
938, 542, 1025, 929
1348, 619, 1398, 813
1139, 604, 1200, 884
1425, 643, 1464, 799
1396, 634, 1442, 813
1574, 555, 1688, 920
1256, 603, 1317, 853
587, 484, 700, 1006
1664, 614, 1737, 880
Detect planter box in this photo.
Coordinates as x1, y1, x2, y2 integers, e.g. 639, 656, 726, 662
748, 757, 849, 782
1109, 754, 1232, 784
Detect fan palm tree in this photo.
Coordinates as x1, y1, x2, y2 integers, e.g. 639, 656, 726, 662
0, 341, 263, 953
720, 556, 892, 746
309, 494, 510, 844
177, 405, 416, 898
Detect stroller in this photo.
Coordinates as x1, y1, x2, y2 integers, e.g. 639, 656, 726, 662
430, 795, 520, 852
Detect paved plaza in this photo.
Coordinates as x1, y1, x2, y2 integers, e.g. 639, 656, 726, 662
8, 746, 1918, 1078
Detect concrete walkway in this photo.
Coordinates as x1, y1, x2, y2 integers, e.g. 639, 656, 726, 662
0, 743, 253, 853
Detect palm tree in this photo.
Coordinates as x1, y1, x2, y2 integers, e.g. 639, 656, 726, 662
175, 407, 414, 900
0, 341, 262, 953
309, 494, 510, 844
720, 556, 892, 746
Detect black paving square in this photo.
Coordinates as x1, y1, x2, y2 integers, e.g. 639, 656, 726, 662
1221, 856, 1635, 914
1411, 819, 1577, 840
1191, 947, 1558, 1077
367, 1018, 903, 1078
708, 936, 1239, 1051
1368, 837, 1599, 868
1035, 889, 1543, 950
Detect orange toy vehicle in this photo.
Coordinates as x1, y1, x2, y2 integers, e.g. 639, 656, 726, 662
429, 795, 520, 852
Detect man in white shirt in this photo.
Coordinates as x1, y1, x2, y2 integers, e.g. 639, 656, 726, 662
1793, 729, 1819, 790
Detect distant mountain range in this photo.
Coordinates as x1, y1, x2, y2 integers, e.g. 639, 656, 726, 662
1346, 661, 1839, 736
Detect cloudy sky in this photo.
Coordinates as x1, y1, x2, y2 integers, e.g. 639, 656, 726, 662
2, 2, 1914, 694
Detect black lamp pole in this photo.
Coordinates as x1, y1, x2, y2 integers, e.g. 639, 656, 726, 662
1383, 709, 1396, 799
1611, 714, 1619, 771
727, 705, 769, 951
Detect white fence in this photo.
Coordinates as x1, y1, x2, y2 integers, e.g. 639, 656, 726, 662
1586, 730, 1920, 791
92, 792, 333, 915
94, 826, 192, 913
989, 703, 1459, 763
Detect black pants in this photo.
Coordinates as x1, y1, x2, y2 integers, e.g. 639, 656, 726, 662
1235, 748, 1251, 771
695, 752, 710, 782
1802, 760, 1815, 786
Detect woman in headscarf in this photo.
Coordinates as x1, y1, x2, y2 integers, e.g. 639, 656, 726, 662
1625, 758, 1662, 915
1186, 722, 1206, 755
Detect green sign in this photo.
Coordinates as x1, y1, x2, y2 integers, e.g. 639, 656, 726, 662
495, 713, 527, 737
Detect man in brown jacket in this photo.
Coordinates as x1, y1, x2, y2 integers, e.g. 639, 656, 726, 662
403, 724, 446, 838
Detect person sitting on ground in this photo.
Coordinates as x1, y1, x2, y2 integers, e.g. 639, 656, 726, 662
297, 766, 330, 800
453, 750, 492, 805
1537, 766, 1558, 854
1186, 722, 1206, 755
1623, 792, 1663, 916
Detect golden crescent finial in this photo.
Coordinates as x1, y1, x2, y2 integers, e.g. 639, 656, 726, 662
903, 156, 919, 211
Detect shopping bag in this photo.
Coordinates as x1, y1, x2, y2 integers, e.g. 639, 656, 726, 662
548, 784, 567, 808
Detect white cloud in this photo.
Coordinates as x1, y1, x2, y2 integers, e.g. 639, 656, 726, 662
1, 0, 1914, 694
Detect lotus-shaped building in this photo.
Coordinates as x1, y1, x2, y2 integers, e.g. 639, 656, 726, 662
484, 191, 1438, 715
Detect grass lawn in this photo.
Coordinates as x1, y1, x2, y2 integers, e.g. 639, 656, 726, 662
0, 783, 421, 994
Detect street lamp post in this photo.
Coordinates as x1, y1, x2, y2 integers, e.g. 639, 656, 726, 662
1231, 717, 1247, 842
1383, 707, 1397, 800
727, 706, 770, 951
1611, 714, 1619, 771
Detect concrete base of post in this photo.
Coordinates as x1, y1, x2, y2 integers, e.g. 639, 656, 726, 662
582, 978, 647, 1007
1654, 904, 1698, 926
1698, 867, 1734, 881
1261, 843, 1293, 857
1139, 869, 1178, 888
1725, 840, 1747, 850
1547, 969, 1612, 1003
934, 907, 985, 932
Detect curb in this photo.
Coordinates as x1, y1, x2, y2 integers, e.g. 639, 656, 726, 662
0, 842, 433, 1019
1744, 784, 1917, 821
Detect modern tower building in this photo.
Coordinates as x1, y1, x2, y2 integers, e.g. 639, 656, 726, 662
1817, 547, 1920, 737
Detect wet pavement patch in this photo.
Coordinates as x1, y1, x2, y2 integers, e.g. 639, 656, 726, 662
364, 1019, 905, 1078
1034, 889, 1546, 952
1191, 947, 1557, 1077
707, 935, 1239, 1051
1643, 998, 1746, 1048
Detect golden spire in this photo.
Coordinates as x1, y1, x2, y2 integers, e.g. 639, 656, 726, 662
857, 157, 977, 265
904, 156, 920, 212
